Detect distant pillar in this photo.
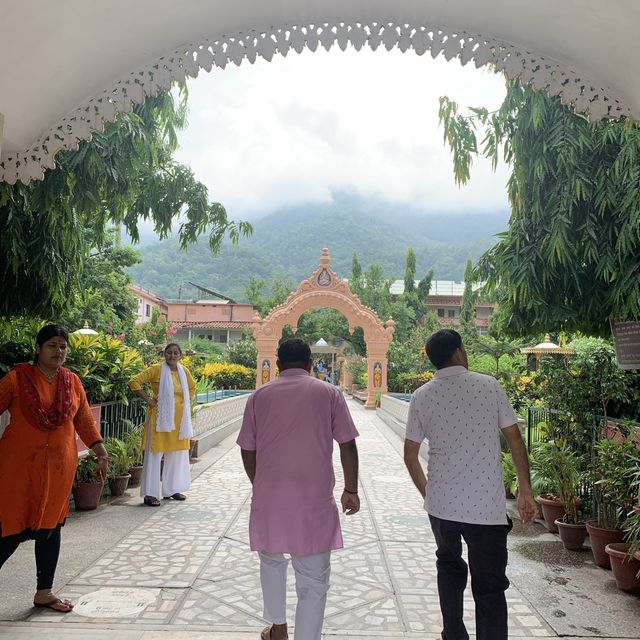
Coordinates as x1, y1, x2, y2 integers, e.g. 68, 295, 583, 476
365, 348, 389, 409
253, 313, 279, 389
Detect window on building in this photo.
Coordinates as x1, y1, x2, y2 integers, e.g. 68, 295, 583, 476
447, 309, 456, 318
145, 304, 151, 317
437, 308, 445, 318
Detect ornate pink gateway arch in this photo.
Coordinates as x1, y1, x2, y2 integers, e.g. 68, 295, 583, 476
252, 248, 395, 409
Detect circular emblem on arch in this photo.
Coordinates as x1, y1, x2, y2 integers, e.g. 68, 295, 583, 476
316, 268, 332, 288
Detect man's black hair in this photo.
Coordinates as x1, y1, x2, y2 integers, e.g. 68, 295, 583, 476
425, 329, 463, 369
277, 338, 311, 369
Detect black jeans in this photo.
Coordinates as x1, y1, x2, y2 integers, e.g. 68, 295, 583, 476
429, 514, 513, 640
0, 529, 61, 590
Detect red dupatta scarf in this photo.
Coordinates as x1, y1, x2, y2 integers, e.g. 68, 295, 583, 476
14, 363, 74, 431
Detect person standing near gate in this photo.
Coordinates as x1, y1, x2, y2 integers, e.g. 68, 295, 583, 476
238, 338, 360, 640
403, 329, 536, 640
129, 343, 195, 506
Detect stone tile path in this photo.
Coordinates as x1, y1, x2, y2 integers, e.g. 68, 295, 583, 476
0, 401, 592, 638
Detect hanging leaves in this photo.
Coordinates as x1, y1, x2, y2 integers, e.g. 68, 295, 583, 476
439, 80, 640, 335
0, 88, 251, 318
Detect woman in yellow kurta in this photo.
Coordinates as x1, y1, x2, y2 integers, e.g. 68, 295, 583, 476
0, 325, 108, 612
129, 343, 196, 506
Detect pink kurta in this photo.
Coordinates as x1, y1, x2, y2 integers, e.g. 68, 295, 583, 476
237, 369, 359, 556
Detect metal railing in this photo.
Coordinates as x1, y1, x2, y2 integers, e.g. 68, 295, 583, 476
196, 389, 251, 404
98, 391, 253, 440
525, 407, 640, 520
99, 399, 147, 440
525, 406, 575, 450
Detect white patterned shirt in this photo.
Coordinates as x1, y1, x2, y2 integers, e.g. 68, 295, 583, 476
406, 365, 517, 525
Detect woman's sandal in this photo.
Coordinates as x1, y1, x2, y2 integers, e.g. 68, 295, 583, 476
33, 597, 74, 612
143, 496, 161, 506
163, 493, 186, 501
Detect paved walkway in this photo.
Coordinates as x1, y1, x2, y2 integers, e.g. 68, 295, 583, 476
0, 400, 638, 639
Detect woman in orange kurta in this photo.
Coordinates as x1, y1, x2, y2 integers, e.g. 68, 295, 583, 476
0, 325, 107, 612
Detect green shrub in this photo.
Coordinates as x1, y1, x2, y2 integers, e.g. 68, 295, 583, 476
66, 334, 144, 404
228, 338, 258, 369
104, 437, 131, 477
75, 452, 102, 485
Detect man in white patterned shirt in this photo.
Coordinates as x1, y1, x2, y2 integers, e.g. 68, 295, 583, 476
403, 329, 536, 640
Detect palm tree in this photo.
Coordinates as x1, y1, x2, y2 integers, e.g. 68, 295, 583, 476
473, 333, 521, 376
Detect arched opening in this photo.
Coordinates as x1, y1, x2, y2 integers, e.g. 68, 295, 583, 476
1, 14, 628, 185
253, 248, 394, 408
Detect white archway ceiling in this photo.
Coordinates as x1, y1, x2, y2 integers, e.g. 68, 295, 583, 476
1, 0, 638, 184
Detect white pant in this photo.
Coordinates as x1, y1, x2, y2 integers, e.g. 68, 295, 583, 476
259, 551, 331, 640
139, 426, 191, 498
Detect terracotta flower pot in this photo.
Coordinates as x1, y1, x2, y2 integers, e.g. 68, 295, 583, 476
586, 521, 625, 569
72, 481, 103, 511
555, 519, 587, 550
128, 465, 143, 487
535, 495, 564, 533
605, 543, 640, 594
108, 474, 131, 497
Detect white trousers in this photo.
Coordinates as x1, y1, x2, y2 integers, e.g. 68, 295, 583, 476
139, 426, 191, 498
259, 551, 331, 640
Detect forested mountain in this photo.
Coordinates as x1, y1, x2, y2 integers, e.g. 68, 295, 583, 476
127, 199, 509, 302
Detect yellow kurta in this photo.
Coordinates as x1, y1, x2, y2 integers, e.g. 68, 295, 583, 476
129, 363, 196, 453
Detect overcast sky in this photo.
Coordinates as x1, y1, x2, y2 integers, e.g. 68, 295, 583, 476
174, 47, 511, 221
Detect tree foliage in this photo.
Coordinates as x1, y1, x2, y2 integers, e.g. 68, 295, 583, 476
439, 80, 640, 334
244, 276, 294, 316
404, 248, 417, 294
59, 229, 140, 335
459, 258, 478, 340
228, 336, 259, 369
417, 269, 434, 301
471, 330, 521, 377
0, 88, 251, 318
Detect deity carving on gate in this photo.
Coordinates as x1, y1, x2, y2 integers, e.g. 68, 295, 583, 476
316, 268, 332, 287
373, 361, 382, 388
261, 359, 271, 384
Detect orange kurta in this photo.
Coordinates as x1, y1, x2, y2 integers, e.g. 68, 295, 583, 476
0, 368, 102, 538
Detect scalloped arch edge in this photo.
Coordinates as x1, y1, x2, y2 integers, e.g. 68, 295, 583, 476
0, 19, 631, 184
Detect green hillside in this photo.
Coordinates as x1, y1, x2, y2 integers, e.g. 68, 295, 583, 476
126, 201, 509, 301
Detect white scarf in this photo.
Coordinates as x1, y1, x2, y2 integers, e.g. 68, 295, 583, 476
155, 362, 193, 440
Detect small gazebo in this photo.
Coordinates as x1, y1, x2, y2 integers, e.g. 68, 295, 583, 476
311, 338, 342, 384
72, 321, 98, 335
521, 334, 575, 370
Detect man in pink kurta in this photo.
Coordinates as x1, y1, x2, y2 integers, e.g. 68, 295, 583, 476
238, 338, 360, 640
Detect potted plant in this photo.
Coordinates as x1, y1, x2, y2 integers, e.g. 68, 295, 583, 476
532, 441, 582, 534
533, 440, 585, 546
586, 435, 639, 568
550, 442, 587, 550
72, 452, 104, 510
105, 437, 132, 496
624, 503, 640, 562
123, 424, 144, 486
605, 535, 640, 594
605, 475, 640, 593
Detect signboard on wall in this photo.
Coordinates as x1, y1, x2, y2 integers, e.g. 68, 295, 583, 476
610, 320, 640, 369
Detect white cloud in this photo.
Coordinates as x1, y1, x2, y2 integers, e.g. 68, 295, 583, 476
174, 47, 511, 219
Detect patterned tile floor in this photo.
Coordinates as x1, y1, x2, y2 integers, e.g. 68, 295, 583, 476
10, 401, 570, 638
